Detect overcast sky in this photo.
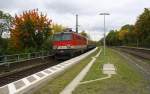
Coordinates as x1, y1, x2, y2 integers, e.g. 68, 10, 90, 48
0, 0, 150, 40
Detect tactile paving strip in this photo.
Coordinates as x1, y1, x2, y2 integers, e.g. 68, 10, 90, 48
43, 70, 52, 74
0, 86, 9, 94
14, 80, 25, 90
36, 73, 45, 78
27, 76, 36, 82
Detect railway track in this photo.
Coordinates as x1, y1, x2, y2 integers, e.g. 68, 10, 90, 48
0, 48, 95, 87
116, 46, 150, 60
0, 57, 60, 87
113, 46, 150, 79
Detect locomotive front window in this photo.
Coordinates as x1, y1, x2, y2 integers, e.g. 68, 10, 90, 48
54, 33, 72, 41
54, 34, 61, 41
62, 34, 71, 40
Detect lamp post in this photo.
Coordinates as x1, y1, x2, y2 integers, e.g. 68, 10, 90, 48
76, 14, 78, 33
99, 13, 110, 57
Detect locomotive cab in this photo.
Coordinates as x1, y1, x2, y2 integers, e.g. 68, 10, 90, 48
53, 32, 72, 50
53, 32, 88, 59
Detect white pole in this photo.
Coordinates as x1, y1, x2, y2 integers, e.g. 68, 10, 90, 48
104, 15, 106, 56
99, 13, 109, 57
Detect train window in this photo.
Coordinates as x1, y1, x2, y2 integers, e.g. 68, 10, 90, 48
54, 33, 72, 41
62, 34, 72, 40
54, 34, 61, 41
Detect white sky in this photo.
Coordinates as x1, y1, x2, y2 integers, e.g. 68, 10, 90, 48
0, 0, 150, 41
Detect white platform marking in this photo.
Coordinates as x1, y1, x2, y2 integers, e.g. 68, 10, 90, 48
60, 49, 102, 94
80, 64, 116, 85
8, 83, 16, 94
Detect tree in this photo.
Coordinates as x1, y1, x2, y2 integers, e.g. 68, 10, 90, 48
106, 24, 135, 46
0, 10, 12, 55
118, 29, 128, 41
106, 30, 120, 46
118, 24, 135, 45
11, 9, 52, 51
80, 30, 89, 38
105, 8, 150, 48
52, 24, 64, 34
0, 10, 12, 37
135, 8, 150, 47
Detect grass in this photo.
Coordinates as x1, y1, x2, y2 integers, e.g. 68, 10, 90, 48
33, 48, 99, 94
81, 50, 106, 82
73, 48, 150, 94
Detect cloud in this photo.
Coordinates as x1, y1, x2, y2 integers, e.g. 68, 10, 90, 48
86, 30, 104, 41
0, 0, 150, 41
46, 1, 79, 14
0, 0, 15, 9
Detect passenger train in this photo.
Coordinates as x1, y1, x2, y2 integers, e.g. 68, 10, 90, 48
52, 31, 95, 59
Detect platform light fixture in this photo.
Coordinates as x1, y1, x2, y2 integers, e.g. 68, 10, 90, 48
99, 13, 110, 56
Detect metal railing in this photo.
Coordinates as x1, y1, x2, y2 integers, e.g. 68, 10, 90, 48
0, 51, 53, 66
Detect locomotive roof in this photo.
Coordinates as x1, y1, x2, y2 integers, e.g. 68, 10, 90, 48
54, 32, 87, 39
54, 31, 74, 34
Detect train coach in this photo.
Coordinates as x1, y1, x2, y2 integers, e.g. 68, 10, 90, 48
52, 31, 93, 59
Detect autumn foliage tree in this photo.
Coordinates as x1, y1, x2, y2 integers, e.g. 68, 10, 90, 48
11, 9, 52, 51
80, 30, 89, 38
135, 8, 150, 47
105, 8, 150, 47
52, 23, 64, 34
106, 25, 135, 46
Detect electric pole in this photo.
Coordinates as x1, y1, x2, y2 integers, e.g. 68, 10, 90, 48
76, 14, 78, 33
99, 13, 110, 56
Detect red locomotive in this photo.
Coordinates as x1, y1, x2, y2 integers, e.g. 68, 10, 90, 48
52, 31, 89, 59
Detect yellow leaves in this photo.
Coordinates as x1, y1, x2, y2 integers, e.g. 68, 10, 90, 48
118, 29, 128, 40
10, 9, 52, 49
52, 23, 64, 34
80, 31, 88, 38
